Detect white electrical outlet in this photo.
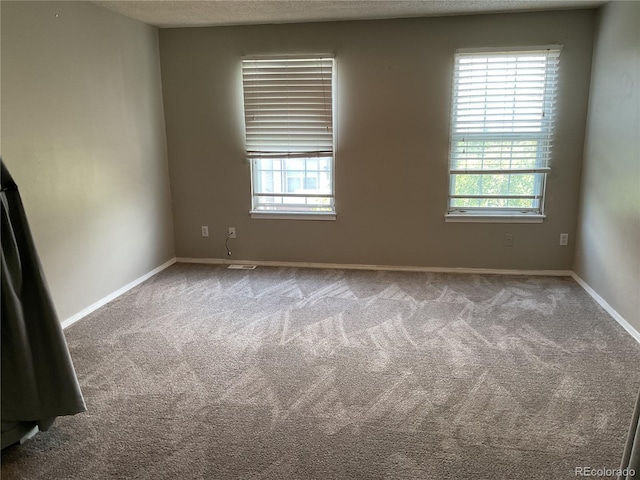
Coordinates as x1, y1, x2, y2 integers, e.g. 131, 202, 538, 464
504, 234, 513, 246
201, 226, 209, 237
559, 233, 569, 246
228, 227, 236, 239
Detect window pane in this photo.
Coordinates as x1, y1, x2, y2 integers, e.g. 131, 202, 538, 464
451, 139, 542, 171
253, 157, 332, 195
252, 156, 333, 211
287, 176, 301, 192
285, 158, 304, 171
451, 173, 539, 196
243, 56, 335, 214
304, 177, 318, 190
448, 48, 560, 215
256, 169, 275, 193
254, 195, 334, 212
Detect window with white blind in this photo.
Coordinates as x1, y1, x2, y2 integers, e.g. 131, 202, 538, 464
446, 47, 561, 222
241, 56, 335, 218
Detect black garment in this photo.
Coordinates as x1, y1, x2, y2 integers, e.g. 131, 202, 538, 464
619, 388, 639, 480
1, 160, 85, 449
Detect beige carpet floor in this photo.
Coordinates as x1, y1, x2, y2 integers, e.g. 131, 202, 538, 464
2, 263, 640, 479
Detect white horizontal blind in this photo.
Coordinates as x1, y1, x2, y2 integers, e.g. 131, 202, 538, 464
242, 56, 334, 159
242, 56, 335, 214
448, 47, 561, 214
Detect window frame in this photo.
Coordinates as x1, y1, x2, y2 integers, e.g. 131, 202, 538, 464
445, 46, 562, 224
241, 55, 337, 220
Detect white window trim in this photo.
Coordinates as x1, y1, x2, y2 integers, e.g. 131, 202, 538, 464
446, 46, 562, 223
242, 55, 336, 219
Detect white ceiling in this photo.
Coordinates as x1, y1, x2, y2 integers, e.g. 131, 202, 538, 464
93, 0, 606, 28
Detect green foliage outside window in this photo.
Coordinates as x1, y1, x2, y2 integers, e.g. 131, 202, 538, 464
451, 139, 541, 209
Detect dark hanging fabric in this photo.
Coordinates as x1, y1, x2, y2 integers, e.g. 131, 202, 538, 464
619, 388, 640, 480
1, 160, 85, 449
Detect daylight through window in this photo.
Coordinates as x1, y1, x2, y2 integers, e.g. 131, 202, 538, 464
242, 56, 335, 216
447, 47, 561, 218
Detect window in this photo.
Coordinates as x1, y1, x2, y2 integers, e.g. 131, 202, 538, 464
241, 56, 335, 219
446, 47, 561, 222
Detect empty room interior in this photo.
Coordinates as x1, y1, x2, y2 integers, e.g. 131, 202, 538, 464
1, 0, 639, 479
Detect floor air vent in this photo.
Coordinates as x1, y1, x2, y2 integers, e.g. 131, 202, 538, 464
227, 265, 257, 270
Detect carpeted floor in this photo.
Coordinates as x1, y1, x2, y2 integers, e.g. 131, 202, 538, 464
2, 263, 640, 479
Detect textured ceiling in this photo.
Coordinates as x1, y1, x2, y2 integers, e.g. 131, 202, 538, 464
92, 0, 606, 28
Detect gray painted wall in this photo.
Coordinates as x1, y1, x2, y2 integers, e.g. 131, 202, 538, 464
159, 10, 595, 270
1, 1, 175, 321
574, 1, 640, 330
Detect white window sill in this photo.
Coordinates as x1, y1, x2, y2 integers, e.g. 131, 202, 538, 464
444, 213, 545, 224
250, 211, 336, 221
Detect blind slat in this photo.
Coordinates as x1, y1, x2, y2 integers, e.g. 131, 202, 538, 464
246, 150, 332, 159
450, 194, 542, 199
450, 168, 551, 175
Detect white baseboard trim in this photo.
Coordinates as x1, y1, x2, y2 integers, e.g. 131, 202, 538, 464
570, 272, 640, 345
61, 258, 177, 330
176, 257, 573, 277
